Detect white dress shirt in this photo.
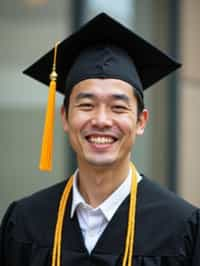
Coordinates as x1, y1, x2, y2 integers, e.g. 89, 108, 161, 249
70, 167, 141, 253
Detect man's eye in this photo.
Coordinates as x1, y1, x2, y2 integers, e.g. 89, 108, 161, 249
112, 105, 127, 112
78, 103, 93, 109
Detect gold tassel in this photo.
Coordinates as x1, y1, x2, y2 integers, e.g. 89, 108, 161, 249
39, 42, 59, 171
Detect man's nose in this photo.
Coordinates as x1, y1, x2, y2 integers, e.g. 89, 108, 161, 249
91, 106, 112, 128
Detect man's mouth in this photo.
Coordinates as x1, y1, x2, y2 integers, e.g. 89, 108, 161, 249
86, 135, 118, 145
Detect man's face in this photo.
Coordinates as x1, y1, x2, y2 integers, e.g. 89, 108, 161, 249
61, 79, 148, 168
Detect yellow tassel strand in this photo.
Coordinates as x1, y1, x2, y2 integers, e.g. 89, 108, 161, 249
39, 42, 59, 171
51, 162, 138, 266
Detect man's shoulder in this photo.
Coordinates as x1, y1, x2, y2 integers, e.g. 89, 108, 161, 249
139, 175, 198, 220
135, 176, 200, 255
2, 179, 70, 244
7, 179, 68, 226
16, 179, 68, 213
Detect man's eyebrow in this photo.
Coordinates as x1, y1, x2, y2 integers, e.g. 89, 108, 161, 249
75, 92, 94, 101
111, 94, 130, 104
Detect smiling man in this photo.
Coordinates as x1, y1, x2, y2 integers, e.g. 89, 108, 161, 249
1, 13, 200, 266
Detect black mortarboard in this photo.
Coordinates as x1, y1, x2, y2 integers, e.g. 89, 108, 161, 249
23, 12, 181, 172
23, 12, 181, 99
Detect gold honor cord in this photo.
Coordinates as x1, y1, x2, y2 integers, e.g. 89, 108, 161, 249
51, 162, 138, 266
122, 162, 138, 266
52, 176, 73, 266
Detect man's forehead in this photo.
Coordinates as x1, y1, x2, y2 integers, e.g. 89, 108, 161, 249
72, 78, 134, 93
70, 78, 135, 101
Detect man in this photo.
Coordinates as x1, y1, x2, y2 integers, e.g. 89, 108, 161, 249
0, 13, 200, 266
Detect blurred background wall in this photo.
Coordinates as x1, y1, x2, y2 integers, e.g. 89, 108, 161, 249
178, 0, 200, 206
0, 0, 199, 220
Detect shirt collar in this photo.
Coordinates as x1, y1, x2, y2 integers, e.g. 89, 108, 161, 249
70, 167, 141, 221
70, 168, 85, 219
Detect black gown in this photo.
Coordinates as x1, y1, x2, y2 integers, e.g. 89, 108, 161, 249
0, 176, 200, 266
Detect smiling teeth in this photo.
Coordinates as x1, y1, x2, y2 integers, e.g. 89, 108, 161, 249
89, 136, 114, 144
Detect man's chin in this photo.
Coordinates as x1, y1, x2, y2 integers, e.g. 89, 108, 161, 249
85, 157, 117, 167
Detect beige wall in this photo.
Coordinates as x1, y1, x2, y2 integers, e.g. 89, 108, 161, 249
134, 0, 171, 186
178, 0, 200, 206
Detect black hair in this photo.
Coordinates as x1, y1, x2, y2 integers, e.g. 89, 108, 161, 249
133, 90, 145, 119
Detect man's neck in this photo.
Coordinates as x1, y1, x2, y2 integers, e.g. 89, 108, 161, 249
76, 159, 130, 208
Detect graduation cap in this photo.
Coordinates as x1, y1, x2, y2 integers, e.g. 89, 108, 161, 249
23, 12, 181, 172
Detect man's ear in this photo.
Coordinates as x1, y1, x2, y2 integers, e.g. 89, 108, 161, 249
60, 105, 69, 133
136, 109, 149, 136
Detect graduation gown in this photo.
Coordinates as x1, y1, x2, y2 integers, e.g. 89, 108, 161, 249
0, 176, 200, 266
